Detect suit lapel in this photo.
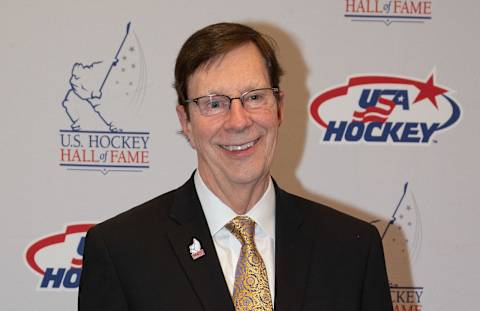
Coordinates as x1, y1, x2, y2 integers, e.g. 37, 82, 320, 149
167, 176, 234, 311
274, 185, 313, 311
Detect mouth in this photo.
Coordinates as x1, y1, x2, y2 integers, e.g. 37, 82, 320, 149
219, 138, 259, 152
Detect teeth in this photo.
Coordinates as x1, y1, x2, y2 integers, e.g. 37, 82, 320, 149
221, 140, 255, 151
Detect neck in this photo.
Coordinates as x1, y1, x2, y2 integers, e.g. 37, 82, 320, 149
198, 169, 270, 215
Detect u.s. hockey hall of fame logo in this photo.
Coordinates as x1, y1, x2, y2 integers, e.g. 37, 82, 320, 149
371, 183, 424, 310
344, 0, 432, 25
59, 22, 150, 174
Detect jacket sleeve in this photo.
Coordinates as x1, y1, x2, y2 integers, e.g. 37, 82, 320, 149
361, 226, 394, 311
78, 226, 128, 311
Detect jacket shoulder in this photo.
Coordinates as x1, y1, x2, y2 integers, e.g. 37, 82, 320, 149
87, 188, 176, 240
279, 188, 379, 239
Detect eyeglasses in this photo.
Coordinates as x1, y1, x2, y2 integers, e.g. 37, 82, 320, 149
184, 87, 280, 116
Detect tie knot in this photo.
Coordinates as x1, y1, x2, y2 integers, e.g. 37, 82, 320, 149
226, 216, 256, 245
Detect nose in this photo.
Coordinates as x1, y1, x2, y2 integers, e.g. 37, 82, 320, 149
223, 99, 253, 131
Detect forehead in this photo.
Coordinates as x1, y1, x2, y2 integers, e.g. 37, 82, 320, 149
187, 43, 270, 97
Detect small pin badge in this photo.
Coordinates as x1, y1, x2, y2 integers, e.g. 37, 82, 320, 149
189, 238, 205, 260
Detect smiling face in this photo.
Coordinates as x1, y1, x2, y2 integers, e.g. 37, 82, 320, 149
177, 42, 284, 192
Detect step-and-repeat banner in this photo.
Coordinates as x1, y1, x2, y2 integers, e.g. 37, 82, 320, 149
2, 1, 479, 310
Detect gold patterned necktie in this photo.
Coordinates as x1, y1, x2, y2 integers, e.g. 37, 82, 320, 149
226, 216, 273, 311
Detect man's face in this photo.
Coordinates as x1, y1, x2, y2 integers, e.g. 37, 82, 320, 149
177, 42, 284, 189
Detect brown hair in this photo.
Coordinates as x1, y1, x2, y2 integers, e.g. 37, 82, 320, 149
174, 22, 283, 114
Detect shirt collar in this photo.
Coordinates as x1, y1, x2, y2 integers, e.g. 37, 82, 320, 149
194, 171, 275, 239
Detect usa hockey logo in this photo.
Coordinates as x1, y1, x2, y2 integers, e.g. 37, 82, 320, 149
25, 224, 94, 290
310, 73, 461, 144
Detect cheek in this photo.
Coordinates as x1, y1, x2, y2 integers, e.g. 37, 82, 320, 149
189, 120, 214, 150
184, 122, 197, 149
257, 116, 281, 151
255, 112, 281, 132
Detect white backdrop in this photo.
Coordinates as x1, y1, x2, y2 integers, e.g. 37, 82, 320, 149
1, 0, 479, 310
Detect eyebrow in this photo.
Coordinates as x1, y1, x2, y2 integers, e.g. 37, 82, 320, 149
202, 85, 268, 97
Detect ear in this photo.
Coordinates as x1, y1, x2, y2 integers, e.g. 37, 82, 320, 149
176, 104, 195, 148
276, 91, 285, 125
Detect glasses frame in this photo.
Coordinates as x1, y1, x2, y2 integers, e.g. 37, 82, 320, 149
184, 87, 280, 116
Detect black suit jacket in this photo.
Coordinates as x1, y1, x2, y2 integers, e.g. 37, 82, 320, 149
79, 176, 393, 311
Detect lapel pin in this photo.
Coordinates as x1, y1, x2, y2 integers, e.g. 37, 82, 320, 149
189, 238, 205, 260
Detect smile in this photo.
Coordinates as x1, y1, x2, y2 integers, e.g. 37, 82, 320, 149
220, 139, 259, 152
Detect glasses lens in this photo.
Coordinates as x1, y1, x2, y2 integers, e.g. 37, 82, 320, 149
243, 89, 275, 109
197, 95, 230, 116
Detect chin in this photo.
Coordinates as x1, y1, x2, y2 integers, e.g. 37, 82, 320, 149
224, 166, 269, 186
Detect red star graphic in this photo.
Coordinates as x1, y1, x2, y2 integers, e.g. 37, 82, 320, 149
413, 74, 448, 109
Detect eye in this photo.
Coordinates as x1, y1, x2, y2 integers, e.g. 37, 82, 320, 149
209, 100, 222, 109
207, 96, 227, 110
244, 90, 270, 108
246, 93, 264, 102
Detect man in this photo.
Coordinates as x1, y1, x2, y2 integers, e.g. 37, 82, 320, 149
79, 22, 393, 311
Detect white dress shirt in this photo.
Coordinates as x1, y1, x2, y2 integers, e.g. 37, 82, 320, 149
194, 171, 276, 303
